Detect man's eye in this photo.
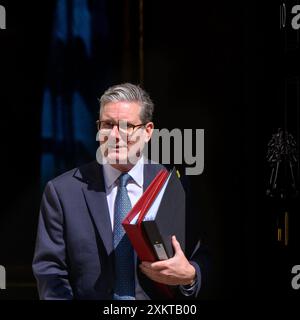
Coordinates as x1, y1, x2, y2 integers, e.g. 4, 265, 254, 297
102, 122, 114, 128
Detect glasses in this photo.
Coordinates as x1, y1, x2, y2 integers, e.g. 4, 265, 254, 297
96, 120, 146, 136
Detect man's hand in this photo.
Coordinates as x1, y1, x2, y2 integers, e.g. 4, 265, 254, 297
139, 235, 196, 286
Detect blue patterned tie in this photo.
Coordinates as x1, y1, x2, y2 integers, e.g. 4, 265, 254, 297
113, 173, 135, 300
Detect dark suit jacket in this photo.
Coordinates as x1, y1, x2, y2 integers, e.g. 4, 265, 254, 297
32, 161, 210, 299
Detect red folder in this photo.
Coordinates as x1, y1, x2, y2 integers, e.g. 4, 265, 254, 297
122, 168, 175, 298
122, 169, 169, 261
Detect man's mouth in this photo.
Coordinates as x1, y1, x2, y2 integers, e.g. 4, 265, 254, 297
107, 145, 127, 149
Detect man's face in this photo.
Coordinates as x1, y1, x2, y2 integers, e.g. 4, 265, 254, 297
98, 101, 153, 168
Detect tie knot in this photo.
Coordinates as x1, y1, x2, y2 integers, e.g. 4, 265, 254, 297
118, 173, 131, 187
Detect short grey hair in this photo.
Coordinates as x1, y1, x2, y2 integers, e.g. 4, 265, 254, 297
99, 83, 154, 123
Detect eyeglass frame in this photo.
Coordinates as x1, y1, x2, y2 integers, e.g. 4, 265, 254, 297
96, 120, 147, 137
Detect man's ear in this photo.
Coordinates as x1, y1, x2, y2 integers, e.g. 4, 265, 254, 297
145, 122, 154, 142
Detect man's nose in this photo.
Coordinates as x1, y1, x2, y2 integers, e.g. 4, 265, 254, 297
111, 123, 128, 141
110, 124, 120, 140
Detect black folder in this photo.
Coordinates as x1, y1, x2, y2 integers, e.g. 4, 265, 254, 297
141, 168, 185, 260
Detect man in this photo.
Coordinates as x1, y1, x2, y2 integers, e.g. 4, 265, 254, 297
32, 83, 209, 300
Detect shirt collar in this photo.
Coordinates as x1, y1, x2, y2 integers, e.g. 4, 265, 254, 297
102, 156, 144, 189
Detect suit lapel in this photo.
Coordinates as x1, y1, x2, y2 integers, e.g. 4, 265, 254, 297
76, 162, 113, 256
143, 162, 164, 192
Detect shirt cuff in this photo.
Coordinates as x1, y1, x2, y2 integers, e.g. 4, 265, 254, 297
179, 261, 201, 297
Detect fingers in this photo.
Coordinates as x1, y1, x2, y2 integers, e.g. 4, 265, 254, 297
139, 264, 176, 285
141, 261, 168, 271
172, 235, 183, 255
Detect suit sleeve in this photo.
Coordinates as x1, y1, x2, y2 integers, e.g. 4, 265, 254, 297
176, 170, 211, 299
32, 181, 73, 300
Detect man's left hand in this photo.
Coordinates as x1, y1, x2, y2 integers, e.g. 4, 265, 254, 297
139, 235, 196, 286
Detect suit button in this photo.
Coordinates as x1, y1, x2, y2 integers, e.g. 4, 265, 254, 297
107, 288, 113, 294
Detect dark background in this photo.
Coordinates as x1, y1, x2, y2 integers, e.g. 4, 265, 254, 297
0, 0, 299, 302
